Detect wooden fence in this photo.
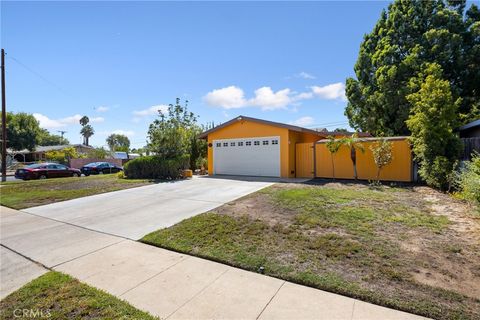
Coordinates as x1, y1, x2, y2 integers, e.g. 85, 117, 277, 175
461, 137, 480, 160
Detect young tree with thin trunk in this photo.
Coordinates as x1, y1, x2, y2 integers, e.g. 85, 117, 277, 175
370, 138, 393, 181
342, 133, 365, 180
326, 136, 343, 179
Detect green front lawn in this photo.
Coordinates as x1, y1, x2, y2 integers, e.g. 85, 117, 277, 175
0, 174, 156, 209
0, 271, 157, 320
142, 182, 480, 320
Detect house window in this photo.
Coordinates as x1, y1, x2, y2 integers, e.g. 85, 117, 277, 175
238, 142, 244, 146
230, 142, 236, 146
272, 140, 279, 145
216, 143, 221, 147
223, 142, 228, 147
254, 141, 260, 146
246, 141, 252, 146
263, 140, 269, 145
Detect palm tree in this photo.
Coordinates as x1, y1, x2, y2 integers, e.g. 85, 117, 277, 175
79, 116, 91, 145
80, 125, 94, 146
79, 116, 89, 127
326, 136, 343, 179
342, 133, 365, 180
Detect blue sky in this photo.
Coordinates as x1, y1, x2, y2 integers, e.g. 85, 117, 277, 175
1, 1, 389, 148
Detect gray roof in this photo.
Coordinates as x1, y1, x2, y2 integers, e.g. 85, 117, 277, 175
316, 136, 410, 143
459, 119, 480, 131
7, 144, 93, 154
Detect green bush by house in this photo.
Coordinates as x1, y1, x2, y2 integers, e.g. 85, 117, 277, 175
123, 155, 189, 179
454, 152, 480, 207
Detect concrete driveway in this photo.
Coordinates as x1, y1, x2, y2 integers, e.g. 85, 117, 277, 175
23, 176, 273, 239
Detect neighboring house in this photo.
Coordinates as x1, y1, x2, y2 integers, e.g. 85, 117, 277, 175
198, 115, 369, 178
128, 153, 141, 159
113, 151, 129, 160
459, 119, 480, 138
9, 144, 93, 162
458, 119, 480, 160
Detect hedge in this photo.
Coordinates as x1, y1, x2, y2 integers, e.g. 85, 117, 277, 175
123, 155, 189, 179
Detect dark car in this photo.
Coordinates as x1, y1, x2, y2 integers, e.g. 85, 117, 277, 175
81, 162, 123, 176
15, 163, 82, 180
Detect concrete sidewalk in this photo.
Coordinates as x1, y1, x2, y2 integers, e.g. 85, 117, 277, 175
0, 207, 426, 319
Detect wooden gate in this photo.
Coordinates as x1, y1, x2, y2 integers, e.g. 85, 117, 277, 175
295, 142, 315, 178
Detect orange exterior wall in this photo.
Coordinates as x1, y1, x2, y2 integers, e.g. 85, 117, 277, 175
315, 139, 412, 182
206, 119, 322, 178
288, 131, 321, 178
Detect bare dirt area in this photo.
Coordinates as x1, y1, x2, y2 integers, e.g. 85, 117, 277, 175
217, 181, 480, 303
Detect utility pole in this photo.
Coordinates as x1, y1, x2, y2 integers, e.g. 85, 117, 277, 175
57, 130, 67, 144
1, 49, 7, 182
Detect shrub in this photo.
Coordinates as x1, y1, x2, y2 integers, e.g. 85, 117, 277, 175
195, 157, 208, 170
123, 155, 189, 179
370, 138, 393, 181
116, 171, 126, 179
454, 153, 480, 206
45, 147, 84, 164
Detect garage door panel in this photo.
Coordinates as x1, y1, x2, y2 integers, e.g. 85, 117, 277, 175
213, 137, 280, 177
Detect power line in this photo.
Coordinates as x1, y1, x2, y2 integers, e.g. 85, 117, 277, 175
7, 56, 77, 99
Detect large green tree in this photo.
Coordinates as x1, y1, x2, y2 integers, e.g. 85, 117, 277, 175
106, 134, 130, 152
406, 63, 461, 190
3, 112, 40, 151
346, 0, 480, 135
37, 129, 69, 146
148, 98, 205, 169
1, 112, 70, 152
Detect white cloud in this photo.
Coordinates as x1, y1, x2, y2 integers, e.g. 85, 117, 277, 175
96, 106, 109, 113
34, 113, 105, 129
203, 86, 247, 109
289, 116, 315, 127
133, 105, 169, 116
297, 72, 316, 80
249, 87, 291, 110
33, 113, 77, 129
204, 86, 293, 111
111, 129, 135, 137
204, 82, 346, 111
311, 82, 346, 101
90, 117, 104, 123
293, 92, 313, 101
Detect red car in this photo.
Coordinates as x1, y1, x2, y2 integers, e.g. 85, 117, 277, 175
15, 163, 82, 180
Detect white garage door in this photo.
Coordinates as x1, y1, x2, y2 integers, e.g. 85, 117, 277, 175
213, 136, 281, 177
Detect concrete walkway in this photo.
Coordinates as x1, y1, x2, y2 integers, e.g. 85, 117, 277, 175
0, 207, 426, 319
23, 176, 274, 239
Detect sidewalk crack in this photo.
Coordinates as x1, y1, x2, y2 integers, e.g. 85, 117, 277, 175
165, 268, 231, 319
350, 300, 356, 320
256, 280, 285, 320
118, 255, 190, 297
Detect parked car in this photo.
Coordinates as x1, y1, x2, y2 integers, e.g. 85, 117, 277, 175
81, 162, 123, 176
15, 163, 81, 180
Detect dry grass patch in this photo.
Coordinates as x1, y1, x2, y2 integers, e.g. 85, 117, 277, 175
142, 181, 480, 319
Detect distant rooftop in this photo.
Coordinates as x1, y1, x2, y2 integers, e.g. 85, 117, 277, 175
459, 119, 480, 131
7, 144, 93, 154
